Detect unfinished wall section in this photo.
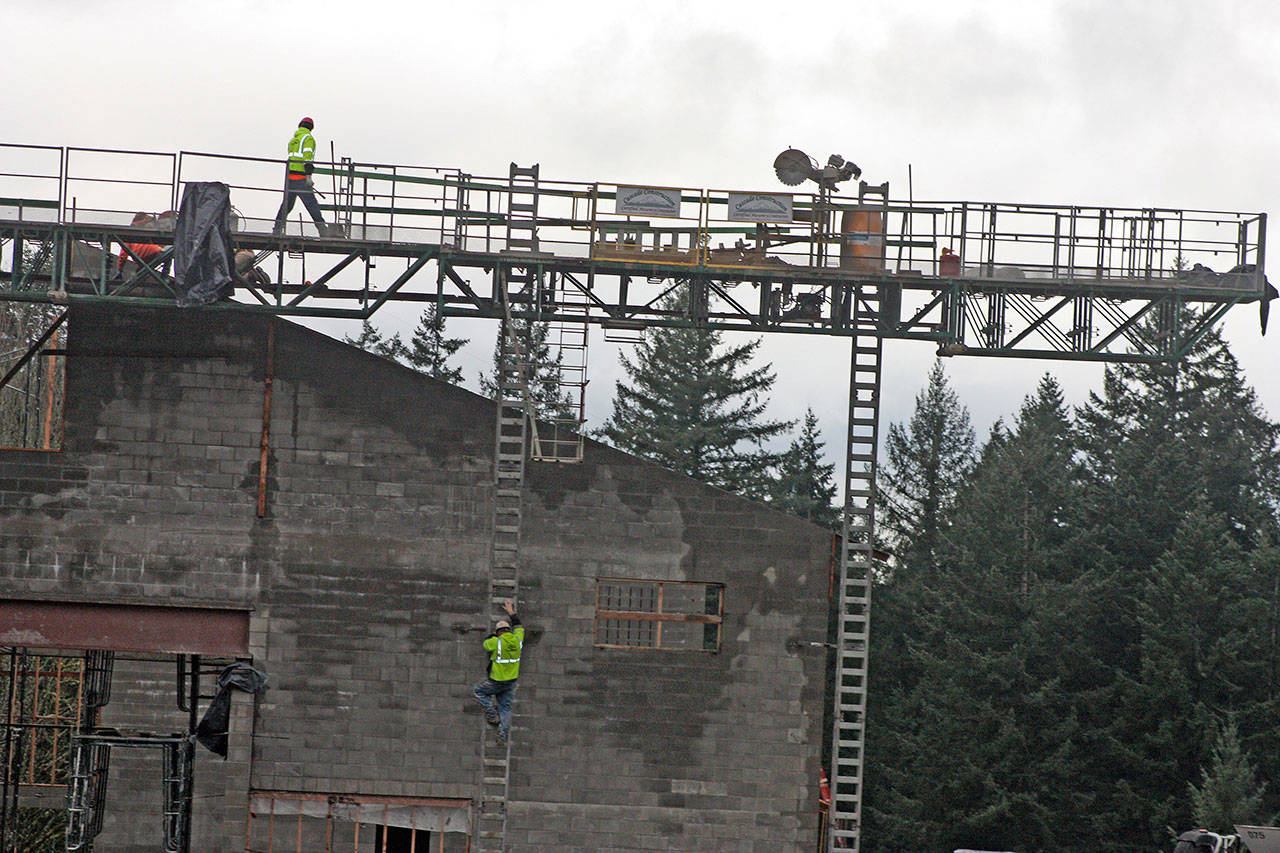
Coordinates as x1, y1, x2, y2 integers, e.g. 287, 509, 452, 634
0, 302, 830, 852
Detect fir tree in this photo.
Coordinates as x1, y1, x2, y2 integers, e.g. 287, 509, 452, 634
943, 374, 1087, 593
880, 360, 975, 570
344, 320, 405, 361
1188, 721, 1268, 833
598, 289, 791, 497
404, 304, 466, 384
1077, 317, 1280, 572
768, 408, 838, 528
866, 318, 1280, 853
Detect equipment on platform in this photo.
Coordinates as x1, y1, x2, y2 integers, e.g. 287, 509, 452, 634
773, 148, 861, 189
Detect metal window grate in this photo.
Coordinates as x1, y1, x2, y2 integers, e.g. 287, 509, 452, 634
0, 651, 86, 788
594, 579, 723, 651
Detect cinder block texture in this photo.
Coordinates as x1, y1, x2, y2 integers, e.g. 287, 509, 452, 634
0, 303, 831, 852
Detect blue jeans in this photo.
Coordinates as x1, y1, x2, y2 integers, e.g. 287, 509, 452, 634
273, 175, 326, 232
473, 677, 518, 739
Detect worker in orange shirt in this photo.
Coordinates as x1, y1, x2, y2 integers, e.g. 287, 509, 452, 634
118, 212, 168, 274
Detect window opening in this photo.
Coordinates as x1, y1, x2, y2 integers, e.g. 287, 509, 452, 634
0, 301, 66, 451
0, 650, 85, 787
0, 649, 86, 853
594, 578, 724, 651
246, 791, 469, 853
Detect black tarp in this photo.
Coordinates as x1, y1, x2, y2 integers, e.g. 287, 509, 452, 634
195, 663, 268, 757
173, 181, 235, 307
1177, 262, 1277, 335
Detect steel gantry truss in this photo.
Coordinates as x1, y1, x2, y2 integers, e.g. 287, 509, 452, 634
0, 143, 1270, 853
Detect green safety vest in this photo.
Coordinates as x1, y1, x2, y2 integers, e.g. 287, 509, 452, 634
286, 127, 316, 175
483, 626, 524, 681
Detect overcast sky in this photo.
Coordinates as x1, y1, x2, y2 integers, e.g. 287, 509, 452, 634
7, 0, 1276, 463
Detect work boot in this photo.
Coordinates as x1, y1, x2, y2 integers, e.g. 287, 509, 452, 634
484, 711, 499, 727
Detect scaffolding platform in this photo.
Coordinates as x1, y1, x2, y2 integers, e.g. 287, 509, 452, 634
0, 142, 1267, 363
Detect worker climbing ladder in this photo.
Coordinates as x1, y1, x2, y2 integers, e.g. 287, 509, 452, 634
478, 287, 525, 852
475, 162, 544, 852
827, 318, 883, 853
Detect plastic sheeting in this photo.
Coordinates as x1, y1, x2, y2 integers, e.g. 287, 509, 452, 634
173, 181, 235, 307
195, 662, 268, 757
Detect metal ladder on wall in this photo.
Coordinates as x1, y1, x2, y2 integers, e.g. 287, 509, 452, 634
475, 163, 543, 853
476, 287, 526, 853
827, 307, 884, 853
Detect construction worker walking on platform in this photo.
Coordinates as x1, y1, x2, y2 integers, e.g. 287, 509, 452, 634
272, 117, 336, 237
473, 599, 524, 745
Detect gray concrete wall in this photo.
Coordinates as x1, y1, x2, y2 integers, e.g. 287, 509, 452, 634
0, 303, 832, 852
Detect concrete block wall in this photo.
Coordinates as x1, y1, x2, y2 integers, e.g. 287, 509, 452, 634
506, 455, 831, 852
0, 303, 831, 852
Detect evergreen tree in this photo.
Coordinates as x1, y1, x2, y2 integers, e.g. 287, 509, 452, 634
598, 289, 791, 497
1073, 503, 1271, 844
404, 304, 466, 384
1077, 318, 1280, 573
479, 318, 573, 420
344, 320, 405, 361
768, 408, 838, 528
866, 377, 1093, 853
880, 360, 975, 570
1070, 317, 1280, 847
1188, 721, 1268, 833
943, 374, 1088, 593
866, 315, 1280, 853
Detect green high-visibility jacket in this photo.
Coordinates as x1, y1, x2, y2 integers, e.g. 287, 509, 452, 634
483, 619, 524, 682
286, 127, 316, 175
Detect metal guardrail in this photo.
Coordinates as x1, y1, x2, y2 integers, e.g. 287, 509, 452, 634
0, 143, 1266, 294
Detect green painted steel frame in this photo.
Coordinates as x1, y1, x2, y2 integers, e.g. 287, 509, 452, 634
0, 139, 1266, 364
0, 220, 1258, 364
